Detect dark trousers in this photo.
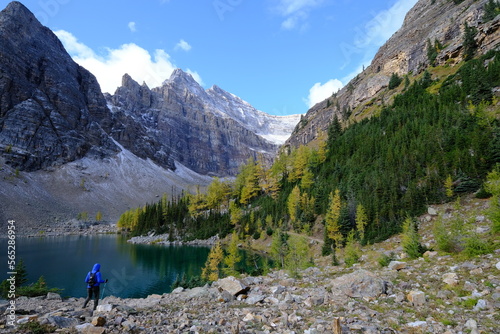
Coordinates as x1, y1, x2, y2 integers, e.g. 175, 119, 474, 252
83, 286, 100, 310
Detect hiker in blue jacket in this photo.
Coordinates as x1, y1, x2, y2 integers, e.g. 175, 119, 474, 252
83, 263, 108, 310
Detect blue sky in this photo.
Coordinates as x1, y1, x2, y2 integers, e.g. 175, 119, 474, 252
16, 0, 417, 116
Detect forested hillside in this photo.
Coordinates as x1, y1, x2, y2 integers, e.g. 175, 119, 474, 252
117, 48, 500, 257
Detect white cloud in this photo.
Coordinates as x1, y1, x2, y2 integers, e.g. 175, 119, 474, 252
128, 21, 137, 32
175, 39, 192, 52
55, 30, 203, 94
277, 0, 323, 16
55, 30, 96, 59
305, 79, 343, 108
274, 0, 324, 30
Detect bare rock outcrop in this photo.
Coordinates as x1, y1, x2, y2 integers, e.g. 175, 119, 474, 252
0, 1, 119, 171
107, 70, 289, 176
285, 0, 500, 149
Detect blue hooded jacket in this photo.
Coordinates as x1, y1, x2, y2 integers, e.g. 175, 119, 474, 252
84, 263, 105, 288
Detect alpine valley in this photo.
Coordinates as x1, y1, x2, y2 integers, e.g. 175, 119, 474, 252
0, 1, 301, 231
0, 0, 499, 237
0, 0, 500, 333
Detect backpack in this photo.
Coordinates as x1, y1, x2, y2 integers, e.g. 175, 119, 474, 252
87, 272, 97, 286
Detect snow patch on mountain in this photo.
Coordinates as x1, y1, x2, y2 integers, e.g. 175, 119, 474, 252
206, 84, 302, 145
160, 70, 302, 145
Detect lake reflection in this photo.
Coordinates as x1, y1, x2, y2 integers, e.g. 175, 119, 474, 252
0, 234, 209, 298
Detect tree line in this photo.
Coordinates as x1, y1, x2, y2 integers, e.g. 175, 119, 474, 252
117, 49, 500, 269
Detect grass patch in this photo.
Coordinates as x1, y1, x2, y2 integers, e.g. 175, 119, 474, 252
18, 321, 56, 334
459, 297, 479, 309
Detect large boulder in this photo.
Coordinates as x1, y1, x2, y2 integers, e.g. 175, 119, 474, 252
329, 269, 388, 299
215, 276, 249, 296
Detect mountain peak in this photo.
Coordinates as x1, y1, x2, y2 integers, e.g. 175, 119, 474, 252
121, 73, 140, 89
2, 1, 32, 18
0, 1, 66, 56
164, 68, 205, 96
167, 68, 197, 85
1, 1, 46, 34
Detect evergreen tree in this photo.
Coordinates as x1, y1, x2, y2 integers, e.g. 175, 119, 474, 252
463, 23, 478, 61
420, 70, 433, 88
1, 259, 28, 299
483, 0, 500, 22
427, 39, 438, 66
201, 241, 224, 281
401, 217, 425, 259
324, 189, 343, 264
284, 234, 311, 276
287, 185, 301, 227
223, 232, 241, 277
270, 229, 289, 268
388, 73, 403, 89
327, 114, 343, 147
403, 75, 410, 90
355, 204, 368, 242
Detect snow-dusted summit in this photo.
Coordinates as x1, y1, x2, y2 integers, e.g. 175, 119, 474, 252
107, 69, 302, 176
206, 85, 301, 145
161, 69, 301, 145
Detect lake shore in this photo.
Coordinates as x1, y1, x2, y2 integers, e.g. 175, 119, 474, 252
1, 251, 499, 334
0, 196, 499, 333
126, 233, 219, 246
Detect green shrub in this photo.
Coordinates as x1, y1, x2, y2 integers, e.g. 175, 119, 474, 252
171, 274, 207, 290
378, 252, 395, 267
18, 321, 56, 334
484, 166, 500, 233
475, 187, 492, 199
388, 73, 403, 89
463, 233, 493, 257
483, 0, 500, 22
433, 216, 463, 253
344, 231, 361, 267
402, 217, 426, 259
17, 276, 62, 297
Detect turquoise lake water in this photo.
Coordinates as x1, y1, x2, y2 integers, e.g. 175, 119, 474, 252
0, 234, 210, 298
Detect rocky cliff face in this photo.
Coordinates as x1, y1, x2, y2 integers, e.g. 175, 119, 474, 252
0, 1, 300, 178
108, 70, 300, 176
285, 0, 500, 149
0, 1, 119, 171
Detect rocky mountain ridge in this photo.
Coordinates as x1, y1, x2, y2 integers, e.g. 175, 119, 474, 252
0, 1, 299, 229
285, 0, 500, 149
108, 69, 301, 176
0, 1, 299, 177
0, 1, 118, 171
